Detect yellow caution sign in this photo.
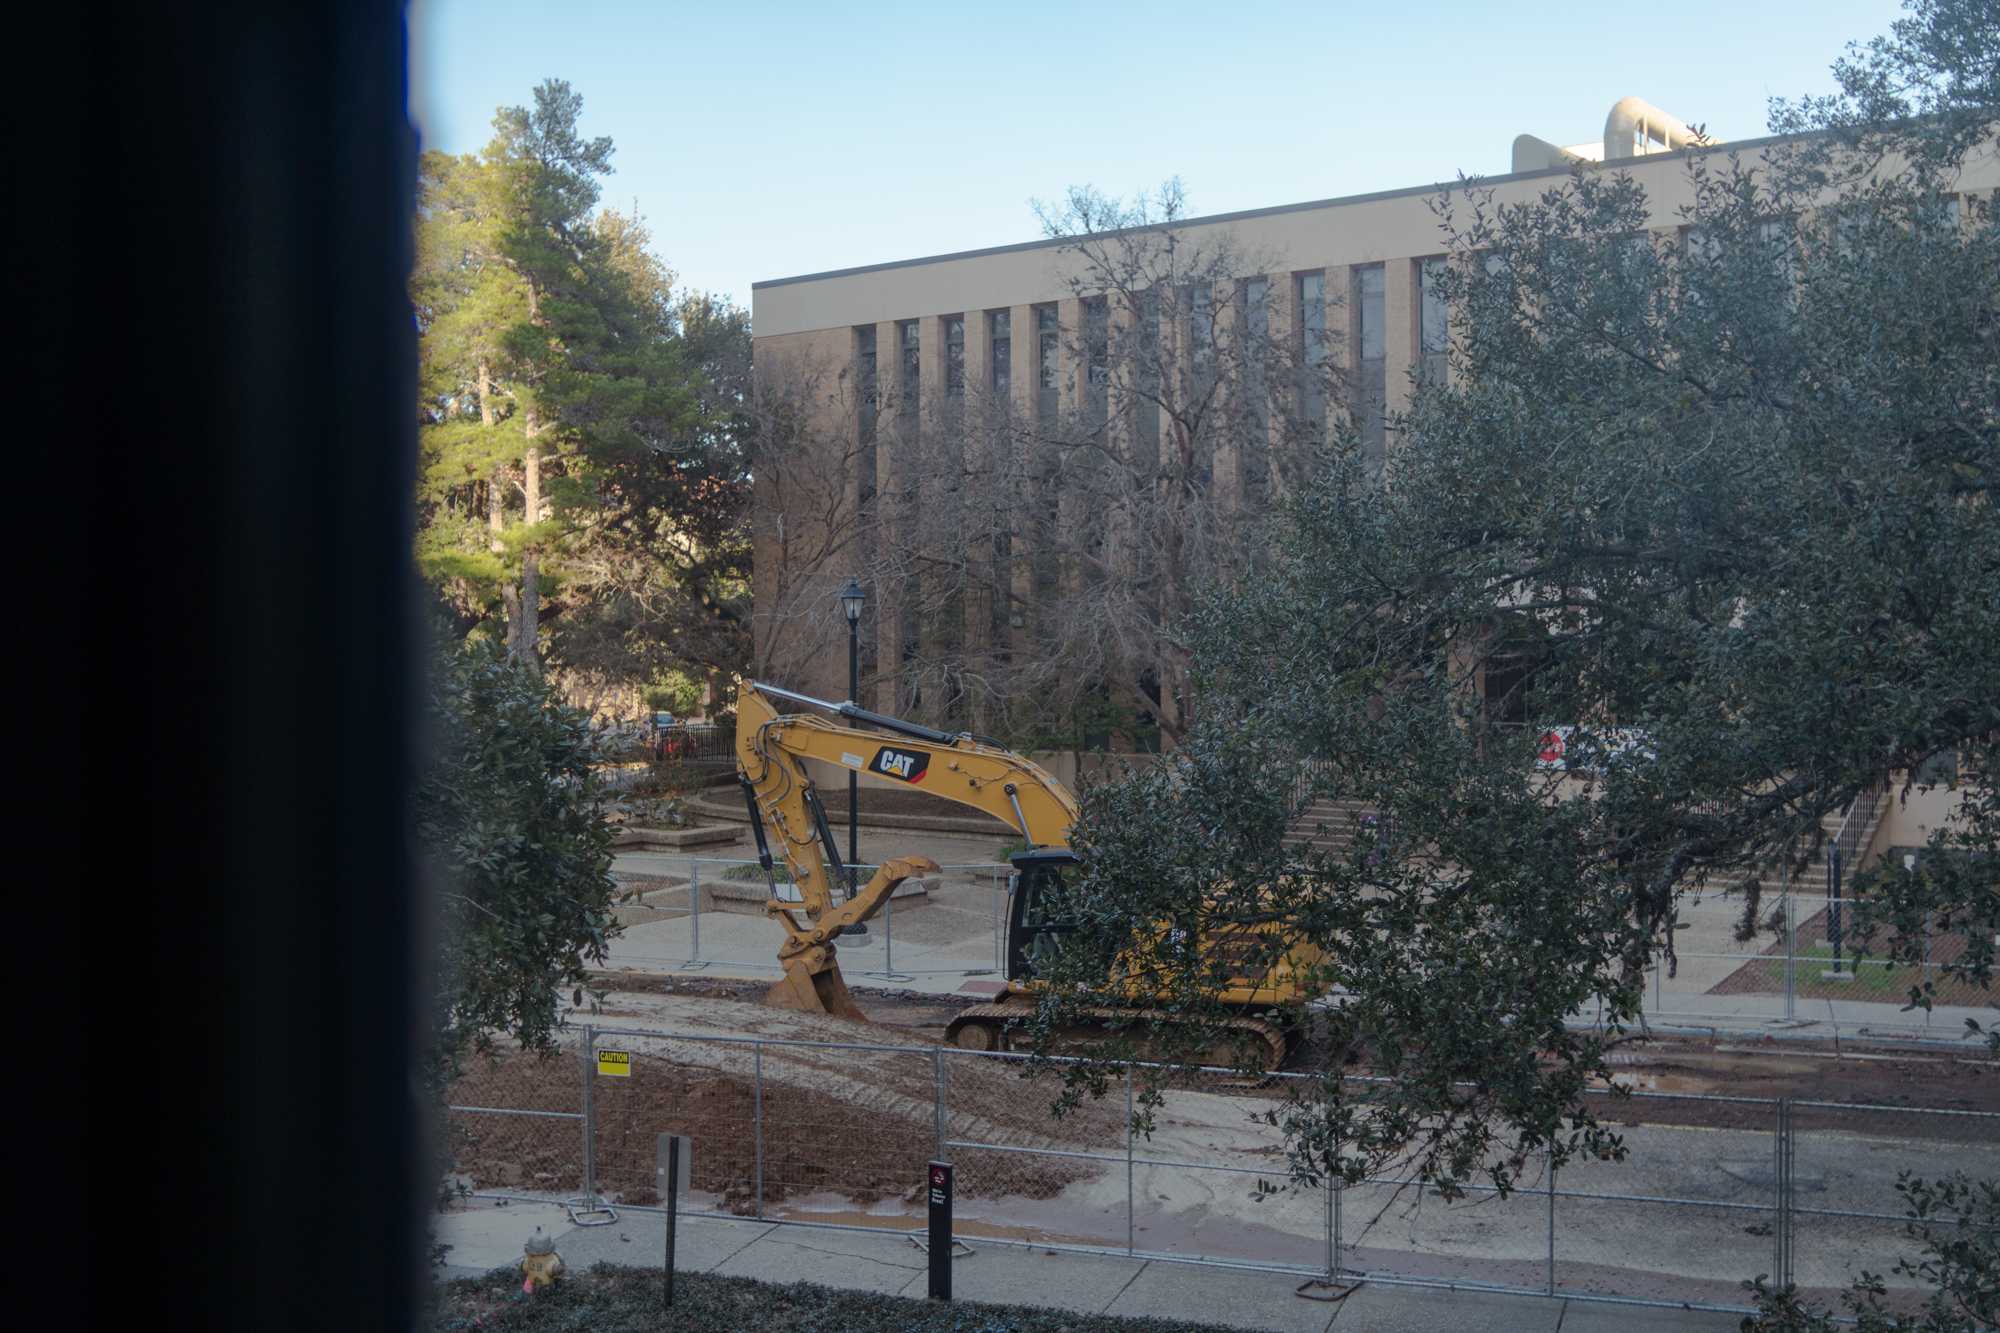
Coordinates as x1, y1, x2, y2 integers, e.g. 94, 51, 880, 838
595, 1049, 632, 1078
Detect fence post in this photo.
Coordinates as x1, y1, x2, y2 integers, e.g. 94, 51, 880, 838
933, 1047, 946, 1162
689, 862, 701, 965
754, 1043, 765, 1221
581, 1024, 597, 1209
1784, 892, 1797, 1023
1922, 911, 1934, 1024
1776, 1096, 1792, 1280
1545, 1145, 1556, 1297
1125, 1067, 1136, 1257
992, 867, 1003, 974
1325, 1176, 1337, 1279
865, 866, 913, 983
1775, 1097, 1794, 1289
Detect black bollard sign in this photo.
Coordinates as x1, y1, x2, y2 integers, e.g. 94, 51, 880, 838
927, 1160, 953, 1301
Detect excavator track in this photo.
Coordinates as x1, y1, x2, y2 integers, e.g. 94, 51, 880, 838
946, 999, 1289, 1075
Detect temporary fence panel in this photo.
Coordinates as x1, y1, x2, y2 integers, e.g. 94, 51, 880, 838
584, 1029, 760, 1217
739, 1038, 937, 1232
443, 1031, 589, 1202
1123, 1066, 1325, 1274
1786, 1099, 2000, 1315
939, 1047, 1131, 1255
1554, 1089, 1782, 1308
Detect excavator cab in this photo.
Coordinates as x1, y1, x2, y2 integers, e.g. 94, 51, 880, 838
1005, 848, 1081, 981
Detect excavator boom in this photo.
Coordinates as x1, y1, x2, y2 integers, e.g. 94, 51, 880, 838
734, 681, 1076, 1017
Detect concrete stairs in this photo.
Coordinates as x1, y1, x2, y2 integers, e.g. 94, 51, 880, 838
1284, 797, 1388, 857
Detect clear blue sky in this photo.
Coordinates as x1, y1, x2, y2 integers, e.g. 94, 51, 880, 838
410, 0, 1904, 312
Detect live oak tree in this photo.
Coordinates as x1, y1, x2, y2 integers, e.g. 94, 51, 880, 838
1030, 0, 1998, 1216
416, 626, 617, 1093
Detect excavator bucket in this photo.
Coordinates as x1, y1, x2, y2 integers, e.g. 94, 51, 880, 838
766, 951, 867, 1022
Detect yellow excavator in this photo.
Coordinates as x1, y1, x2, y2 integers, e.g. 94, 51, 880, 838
733, 681, 1319, 1070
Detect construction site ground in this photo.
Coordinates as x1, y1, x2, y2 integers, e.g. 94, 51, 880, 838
446, 978, 1995, 1318
445, 813, 1997, 1325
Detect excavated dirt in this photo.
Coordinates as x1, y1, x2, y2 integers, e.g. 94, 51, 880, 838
447, 1058, 1094, 1213
446, 985, 1125, 1215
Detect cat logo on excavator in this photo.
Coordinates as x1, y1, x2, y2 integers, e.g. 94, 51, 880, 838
871, 746, 929, 782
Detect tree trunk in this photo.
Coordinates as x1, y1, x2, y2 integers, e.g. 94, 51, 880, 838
519, 424, 542, 671
479, 361, 516, 656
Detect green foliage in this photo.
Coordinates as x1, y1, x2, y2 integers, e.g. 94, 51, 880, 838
417, 628, 618, 1093
720, 861, 791, 884
1743, 1171, 1998, 1330
413, 79, 752, 688
1028, 0, 1999, 1201
434, 1264, 1252, 1331
642, 670, 705, 716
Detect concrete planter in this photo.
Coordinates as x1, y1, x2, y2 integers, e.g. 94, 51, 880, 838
611, 824, 743, 851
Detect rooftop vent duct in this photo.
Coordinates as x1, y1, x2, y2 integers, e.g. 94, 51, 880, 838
1603, 96, 1700, 160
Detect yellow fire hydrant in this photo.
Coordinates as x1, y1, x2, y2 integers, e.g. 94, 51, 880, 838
519, 1228, 563, 1294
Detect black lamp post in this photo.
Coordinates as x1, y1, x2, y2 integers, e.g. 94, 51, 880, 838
840, 578, 867, 933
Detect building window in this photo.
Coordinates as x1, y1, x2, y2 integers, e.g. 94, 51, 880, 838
855, 324, 877, 444
1759, 218, 1798, 305
943, 314, 965, 398
1083, 296, 1109, 421
1084, 297, 1109, 388
1187, 282, 1214, 378
1680, 225, 1721, 305
1034, 303, 1058, 419
1353, 264, 1386, 473
899, 318, 919, 418
1137, 288, 1161, 451
1417, 258, 1448, 386
989, 309, 1010, 396
1296, 271, 1326, 429
1242, 277, 1270, 469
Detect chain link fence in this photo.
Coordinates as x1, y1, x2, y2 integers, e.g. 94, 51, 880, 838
442, 1025, 1996, 1315
605, 857, 1986, 1044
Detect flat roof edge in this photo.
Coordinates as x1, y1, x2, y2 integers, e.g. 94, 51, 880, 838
751, 129, 1808, 293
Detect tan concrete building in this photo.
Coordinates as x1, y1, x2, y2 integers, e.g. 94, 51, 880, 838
748, 100, 1997, 759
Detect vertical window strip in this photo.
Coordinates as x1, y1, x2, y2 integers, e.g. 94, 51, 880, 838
1296, 271, 1326, 428
1418, 258, 1448, 386
989, 310, 1010, 396
899, 319, 919, 416
1354, 265, 1386, 471
856, 324, 877, 443
944, 315, 965, 398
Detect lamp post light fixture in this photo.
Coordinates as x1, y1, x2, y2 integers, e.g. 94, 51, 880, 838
839, 578, 867, 935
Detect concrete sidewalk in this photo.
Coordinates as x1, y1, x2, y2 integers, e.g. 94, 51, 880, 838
435, 1199, 1744, 1332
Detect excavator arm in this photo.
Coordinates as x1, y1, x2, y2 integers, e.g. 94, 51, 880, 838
734, 681, 1079, 1020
